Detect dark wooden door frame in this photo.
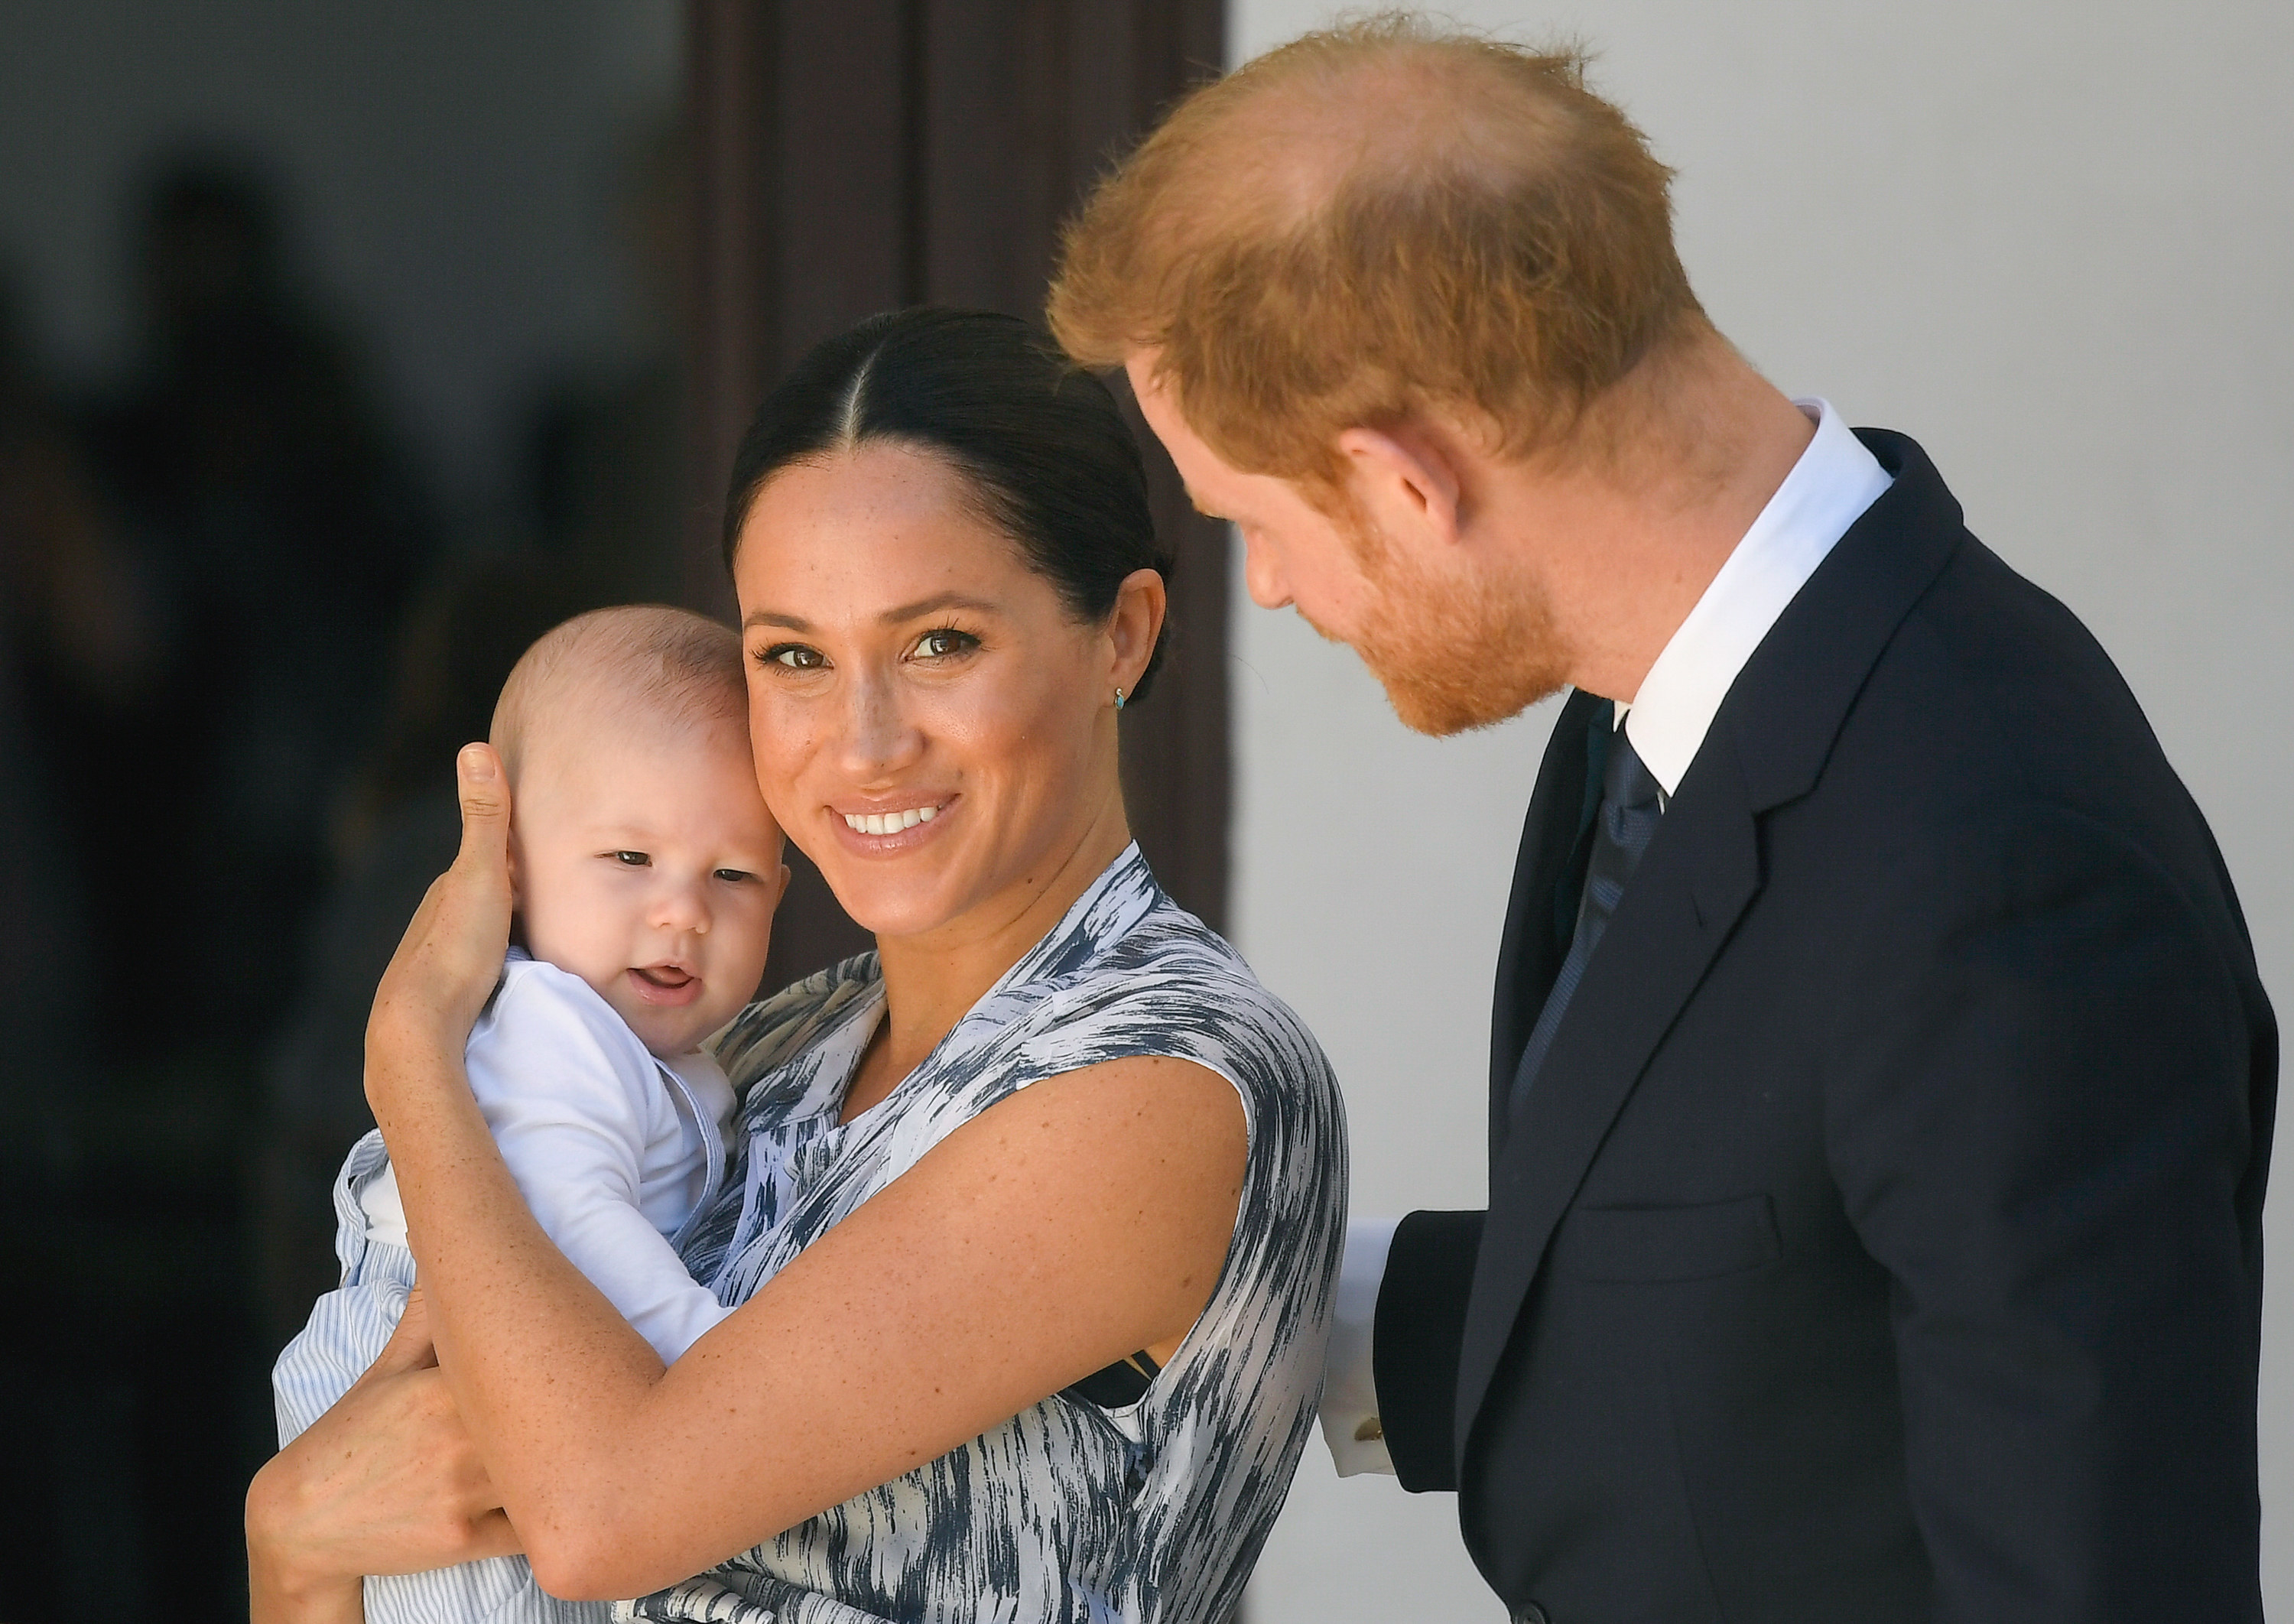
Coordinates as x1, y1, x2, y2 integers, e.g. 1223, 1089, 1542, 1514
684, 0, 1230, 989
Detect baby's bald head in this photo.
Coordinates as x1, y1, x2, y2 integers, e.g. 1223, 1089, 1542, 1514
492, 604, 749, 788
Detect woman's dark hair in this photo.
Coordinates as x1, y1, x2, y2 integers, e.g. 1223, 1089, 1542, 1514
720, 307, 1175, 701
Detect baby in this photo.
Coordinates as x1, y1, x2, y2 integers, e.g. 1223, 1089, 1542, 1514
273, 604, 785, 1623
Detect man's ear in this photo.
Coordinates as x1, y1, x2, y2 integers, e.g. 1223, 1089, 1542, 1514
1337, 421, 1466, 547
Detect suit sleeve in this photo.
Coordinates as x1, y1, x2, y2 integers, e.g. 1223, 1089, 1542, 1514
1373, 1207, 1486, 1492
1828, 803, 2268, 1621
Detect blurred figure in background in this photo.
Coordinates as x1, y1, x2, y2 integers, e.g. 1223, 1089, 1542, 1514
81, 156, 439, 1057
0, 261, 162, 1621
0, 266, 109, 1145
1, 158, 442, 1619
520, 115, 690, 608
2, 101, 688, 1613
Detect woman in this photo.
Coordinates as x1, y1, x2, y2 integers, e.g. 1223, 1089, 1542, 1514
247, 308, 1347, 1623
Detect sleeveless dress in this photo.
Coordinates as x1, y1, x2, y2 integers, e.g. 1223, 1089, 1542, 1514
616, 846, 1347, 1624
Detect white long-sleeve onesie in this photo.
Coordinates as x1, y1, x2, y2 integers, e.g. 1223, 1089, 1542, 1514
271, 950, 737, 1622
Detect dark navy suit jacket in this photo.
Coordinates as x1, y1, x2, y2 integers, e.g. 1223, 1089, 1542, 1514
1373, 430, 2276, 1622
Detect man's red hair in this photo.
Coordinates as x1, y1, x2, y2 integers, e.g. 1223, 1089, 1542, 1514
1048, 13, 1709, 484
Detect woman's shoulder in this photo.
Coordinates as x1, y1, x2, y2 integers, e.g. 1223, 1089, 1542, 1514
712, 950, 881, 1086
1024, 895, 1339, 1108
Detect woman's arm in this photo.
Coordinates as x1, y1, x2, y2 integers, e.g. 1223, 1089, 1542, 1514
370, 748, 1249, 1601
246, 1291, 522, 1623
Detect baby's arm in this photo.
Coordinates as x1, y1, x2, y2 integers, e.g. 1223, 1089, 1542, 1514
468, 967, 734, 1363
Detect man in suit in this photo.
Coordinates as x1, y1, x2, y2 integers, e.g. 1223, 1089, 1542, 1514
1049, 16, 2275, 1623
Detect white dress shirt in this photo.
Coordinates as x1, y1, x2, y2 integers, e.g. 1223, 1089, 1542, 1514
1322, 400, 1892, 1475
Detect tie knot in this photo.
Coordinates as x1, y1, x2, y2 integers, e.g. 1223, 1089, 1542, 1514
1603, 729, 1663, 812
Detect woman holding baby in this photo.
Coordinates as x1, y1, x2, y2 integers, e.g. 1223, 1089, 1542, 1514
246, 308, 1347, 1623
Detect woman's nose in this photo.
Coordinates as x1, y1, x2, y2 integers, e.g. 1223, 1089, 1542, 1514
835, 667, 923, 776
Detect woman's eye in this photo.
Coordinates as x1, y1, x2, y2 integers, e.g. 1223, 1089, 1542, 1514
910, 627, 978, 660
612, 850, 651, 867
762, 643, 825, 670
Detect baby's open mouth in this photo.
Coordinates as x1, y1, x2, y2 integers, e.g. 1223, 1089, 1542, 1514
631, 964, 700, 1002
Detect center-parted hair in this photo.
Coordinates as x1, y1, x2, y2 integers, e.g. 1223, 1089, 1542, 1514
720, 307, 1177, 702
1048, 13, 1708, 484
491, 603, 747, 784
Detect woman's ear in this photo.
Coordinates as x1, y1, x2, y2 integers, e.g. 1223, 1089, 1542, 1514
1105, 567, 1168, 696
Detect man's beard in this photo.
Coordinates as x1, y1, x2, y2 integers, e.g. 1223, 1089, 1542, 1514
1305, 532, 1571, 737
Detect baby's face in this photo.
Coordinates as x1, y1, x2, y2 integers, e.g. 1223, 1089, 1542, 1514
510, 719, 785, 1056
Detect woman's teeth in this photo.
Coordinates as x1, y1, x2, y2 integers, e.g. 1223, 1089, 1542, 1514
843, 806, 937, 836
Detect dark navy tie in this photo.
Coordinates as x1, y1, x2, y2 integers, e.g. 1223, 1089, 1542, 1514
1506, 724, 1665, 1136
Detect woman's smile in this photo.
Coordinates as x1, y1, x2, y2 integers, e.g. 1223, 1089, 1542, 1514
830, 794, 957, 853
837, 795, 950, 835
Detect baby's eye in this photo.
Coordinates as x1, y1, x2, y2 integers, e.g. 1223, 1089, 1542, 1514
908, 627, 979, 660
761, 642, 825, 670
713, 867, 755, 884
612, 850, 651, 867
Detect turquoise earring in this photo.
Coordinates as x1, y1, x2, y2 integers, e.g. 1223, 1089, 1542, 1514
1113, 687, 1127, 711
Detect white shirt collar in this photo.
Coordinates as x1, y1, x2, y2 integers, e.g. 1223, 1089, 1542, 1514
1617, 399, 1893, 797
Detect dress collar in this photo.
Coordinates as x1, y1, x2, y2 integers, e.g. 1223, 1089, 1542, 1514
784, 843, 1161, 1124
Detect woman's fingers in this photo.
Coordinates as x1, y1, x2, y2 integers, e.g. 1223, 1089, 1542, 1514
450, 743, 512, 896
360, 1285, 440, 1382
248, 1362, 520, 1595
463, 1509, 525, 1563
367, 743, 515, 1096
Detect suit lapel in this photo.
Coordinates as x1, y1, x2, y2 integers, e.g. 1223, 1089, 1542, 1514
1454, 748, 1763, 1466
1451, 428, 1974, 1470
1487, 689, 1610, 1160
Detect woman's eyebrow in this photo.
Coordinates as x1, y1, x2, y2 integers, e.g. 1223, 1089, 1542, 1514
743, 609, 811, 632
880, 591, 999, 624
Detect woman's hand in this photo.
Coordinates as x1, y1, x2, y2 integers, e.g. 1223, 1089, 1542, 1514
247, 1289, 522, 1622
366, 744, 515, 1119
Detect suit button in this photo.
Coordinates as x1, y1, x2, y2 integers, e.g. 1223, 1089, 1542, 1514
1511, 1606, 1550, 1624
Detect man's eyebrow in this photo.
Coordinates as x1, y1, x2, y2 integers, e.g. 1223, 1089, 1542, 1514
1184, 486, 1236, 523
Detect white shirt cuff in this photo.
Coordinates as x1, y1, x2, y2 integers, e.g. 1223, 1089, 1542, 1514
1320, 1214, 1399, 1476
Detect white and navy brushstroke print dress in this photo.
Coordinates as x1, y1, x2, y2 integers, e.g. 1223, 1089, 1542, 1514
619, 845, 1346, 1624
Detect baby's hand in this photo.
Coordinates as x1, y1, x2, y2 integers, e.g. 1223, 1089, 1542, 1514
367, 744, 515, 1116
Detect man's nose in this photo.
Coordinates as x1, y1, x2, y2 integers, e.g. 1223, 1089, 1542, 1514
1242, 532, 1294, 610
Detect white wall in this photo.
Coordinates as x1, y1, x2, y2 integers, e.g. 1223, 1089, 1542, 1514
1224, 3, 2294, 1620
